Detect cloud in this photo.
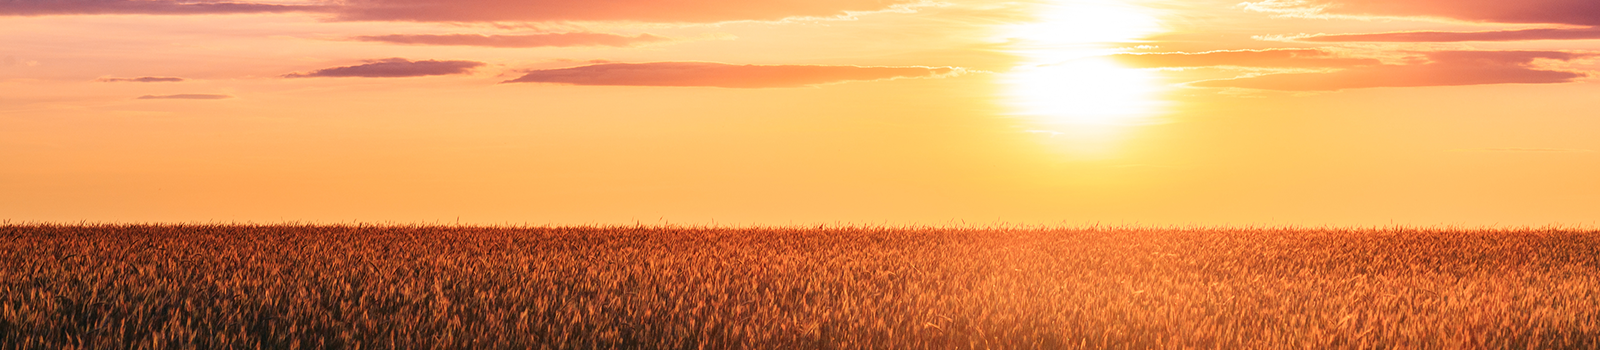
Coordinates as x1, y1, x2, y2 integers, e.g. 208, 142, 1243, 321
1479, 148, 1594, 152
136, 94, 231, 99
1252, 2, 1600, 43
2, 55, 39, 67
352, 33, 668, 48
503, 62, 959, 88
1111, 49, 1381, 68
1297, 27, 1600, 42
2, 0, 917, 23
1192, 51, 1593, 91
330, 0, 918, 23
0, 0, 317, 16
98, 76, 185, 82
283, 58, 485, 78
1243, 0, 1600, 26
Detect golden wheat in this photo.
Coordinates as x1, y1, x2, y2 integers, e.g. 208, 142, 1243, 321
1, 224, 1596, 349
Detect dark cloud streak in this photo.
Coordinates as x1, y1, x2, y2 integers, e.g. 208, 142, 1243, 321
504, 62, 957, 88
353, 33, 668, 48
283, 58, 485, 78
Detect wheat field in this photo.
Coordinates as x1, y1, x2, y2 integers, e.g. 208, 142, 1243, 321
2, 224, 1597, 349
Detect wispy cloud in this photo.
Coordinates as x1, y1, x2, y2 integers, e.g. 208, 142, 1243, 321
284, 58, 485, 78
504, 62, 960, 88
136, 94, 231, 100
1478, 148, 1594, 153
1191, 50, 1593, 91
1111, 49, 1380, 68
0, 0, 317, 16
98, 76, 184, 83
1242, 0, 1600, 26
1, 55, 39, 67
1, 0, 918, 23
1297, 27, 1600, 42
353, 33, 669, 48
330, 0, 919, 23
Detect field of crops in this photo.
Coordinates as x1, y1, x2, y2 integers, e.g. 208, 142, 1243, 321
2, 224, 1597, 349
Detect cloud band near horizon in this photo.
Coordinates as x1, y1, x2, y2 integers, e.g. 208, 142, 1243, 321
0, 0, 316, 16
504, 62, 959, 88
1111, 49, 1380, 68
353, 33, 668, 48
1245, 0, 1600, 26
1, 0, 915, 23
1299, 27, 1600, 42
284, 58, 485, 78
1188, 51, 1593, 91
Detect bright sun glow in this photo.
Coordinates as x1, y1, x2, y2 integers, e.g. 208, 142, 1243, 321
1004, 58, 1163, 125
999, 0, 1166, 156
1003, 0, 1164, 61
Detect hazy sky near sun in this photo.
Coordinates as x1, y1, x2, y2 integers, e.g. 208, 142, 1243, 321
3, 0, 1597, 226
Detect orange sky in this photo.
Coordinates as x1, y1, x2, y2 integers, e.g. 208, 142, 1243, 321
2, 0, 1597, 226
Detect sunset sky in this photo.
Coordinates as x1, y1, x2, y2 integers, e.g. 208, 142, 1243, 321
3, 0, 1597, 226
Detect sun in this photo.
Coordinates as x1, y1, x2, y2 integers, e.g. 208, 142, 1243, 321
997, 0, 1167, 156
1003, 57, 1163, 126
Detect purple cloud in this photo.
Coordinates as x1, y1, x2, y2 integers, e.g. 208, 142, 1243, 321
353, 33, 668, 48
503, 62, 959, 88
283, 58, 485, 78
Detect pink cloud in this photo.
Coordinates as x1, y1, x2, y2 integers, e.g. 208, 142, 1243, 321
136, 94, 231, 99
1192, 51, 1592, 91
332, 0, 915, 23
284, 58, 485, 78
1247, 0, 1600, 26
2, 0, 915, 23
1298, 27, 1600, 42
353, 33, 668, 48
98, 76, 185, 82
0, 0, 317, 16
503, 62, 958, 88
1111, 49, 1380, 68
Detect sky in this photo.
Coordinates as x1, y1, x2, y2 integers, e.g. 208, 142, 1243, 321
2, 0, 1597, 226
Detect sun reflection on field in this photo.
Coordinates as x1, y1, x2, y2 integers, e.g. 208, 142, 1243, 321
998, 0, 1166, 157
